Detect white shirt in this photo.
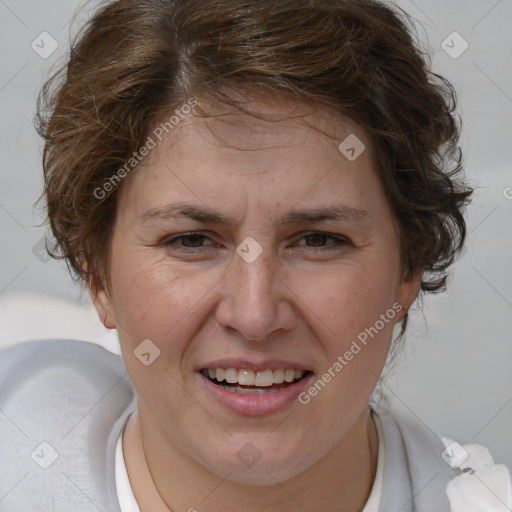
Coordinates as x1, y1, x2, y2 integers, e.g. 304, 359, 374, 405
115, 412, 385, 512
115, 417, 141, 512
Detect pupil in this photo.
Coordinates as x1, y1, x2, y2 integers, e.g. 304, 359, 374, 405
184, 235, 204, 247
306, 234, 326, 246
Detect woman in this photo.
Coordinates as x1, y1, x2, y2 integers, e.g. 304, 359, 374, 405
0, 0, 510, 510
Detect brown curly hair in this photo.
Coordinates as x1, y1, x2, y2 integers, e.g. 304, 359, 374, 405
36, 0, 472, 334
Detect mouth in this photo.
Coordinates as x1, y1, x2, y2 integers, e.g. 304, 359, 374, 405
200, 367, 312, 395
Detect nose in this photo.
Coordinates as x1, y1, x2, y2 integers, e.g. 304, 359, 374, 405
215, 240, 296, 342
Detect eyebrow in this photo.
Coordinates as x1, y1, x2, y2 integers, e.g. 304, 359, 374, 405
139, 201, 369, 228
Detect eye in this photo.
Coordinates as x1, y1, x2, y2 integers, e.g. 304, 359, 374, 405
293, 231, 351, 251
162, 232, 216, 252
161, 231, 351, 254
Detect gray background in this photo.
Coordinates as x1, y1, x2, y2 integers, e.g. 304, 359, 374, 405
0, 0, 510, 470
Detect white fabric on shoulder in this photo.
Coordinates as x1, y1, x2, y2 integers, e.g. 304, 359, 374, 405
361, 410, 385, 511
441, 436, 512, 512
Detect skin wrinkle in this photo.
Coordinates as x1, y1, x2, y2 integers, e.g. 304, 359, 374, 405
92, 101, 420, 512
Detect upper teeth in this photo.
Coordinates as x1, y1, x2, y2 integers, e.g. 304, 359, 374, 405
203, 368, 305, 386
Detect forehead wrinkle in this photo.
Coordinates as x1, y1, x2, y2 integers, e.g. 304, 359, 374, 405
139, 201, 370, 231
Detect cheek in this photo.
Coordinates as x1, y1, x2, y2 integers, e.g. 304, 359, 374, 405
306, 260, 400, 330
297, 257, 401, 397
297, 264, 398, 416
109, 255, 211, 410
110, 252, 208, 349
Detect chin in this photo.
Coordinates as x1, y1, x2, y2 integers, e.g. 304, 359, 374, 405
197, 441, 314, 485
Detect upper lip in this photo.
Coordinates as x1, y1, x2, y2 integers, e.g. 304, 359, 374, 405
198, 358, 312, 372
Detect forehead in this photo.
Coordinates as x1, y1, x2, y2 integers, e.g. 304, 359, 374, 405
157, 97, 369, 157
116, 97, 383, 224
134, 97, 376, 188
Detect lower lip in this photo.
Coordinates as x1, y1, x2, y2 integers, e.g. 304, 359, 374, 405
198, 372, 313, 416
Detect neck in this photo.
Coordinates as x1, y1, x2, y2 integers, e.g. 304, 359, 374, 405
123, 402, 379, 512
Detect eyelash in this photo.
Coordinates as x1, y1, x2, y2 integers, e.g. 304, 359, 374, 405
162, 231, 351, 253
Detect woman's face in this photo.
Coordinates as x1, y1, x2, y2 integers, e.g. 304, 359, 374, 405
94, 100, 419, 484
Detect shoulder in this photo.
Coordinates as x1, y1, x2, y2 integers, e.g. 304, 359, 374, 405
0, 338, 134, 424
374, 404, 512, 511
0, 338, 134, 429
0, 338, 125, 379
0, 340, 135, 509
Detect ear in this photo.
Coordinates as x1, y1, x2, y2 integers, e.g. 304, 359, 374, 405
89, 278, 117, 330
394, 270, 422, 323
